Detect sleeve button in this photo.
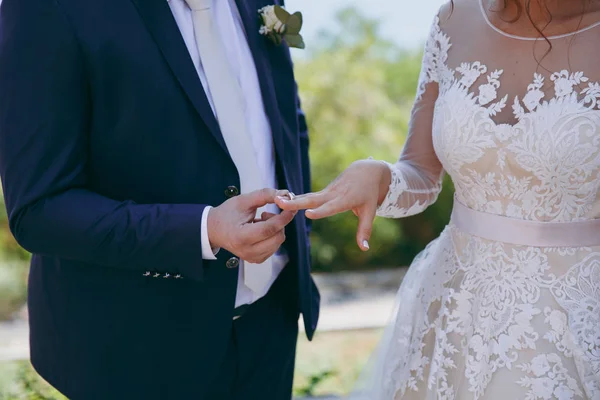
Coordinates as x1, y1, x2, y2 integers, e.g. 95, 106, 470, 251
226, 257, 240, 269
224, 186, 240, 198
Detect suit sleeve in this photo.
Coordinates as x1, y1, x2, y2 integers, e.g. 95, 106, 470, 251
0, 0, 206, 281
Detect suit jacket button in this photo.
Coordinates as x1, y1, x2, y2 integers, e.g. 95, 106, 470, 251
225, 186, 240, 198
226, 257, 240, 269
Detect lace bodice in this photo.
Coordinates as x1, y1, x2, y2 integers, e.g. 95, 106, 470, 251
365, 1, 600, 399
377, 2, 600, 222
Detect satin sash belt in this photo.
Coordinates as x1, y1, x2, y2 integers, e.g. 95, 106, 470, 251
451, 198, 600, 247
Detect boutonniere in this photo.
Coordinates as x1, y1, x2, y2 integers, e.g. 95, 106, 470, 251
258, 5, 305, 49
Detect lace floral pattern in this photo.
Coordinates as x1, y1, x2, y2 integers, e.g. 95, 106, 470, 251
415, 16, 451, 102
369, 14, 600, 400
377, 229, 600, 399
434, 63, 600, 221
376, 162, 442, 218
517, 354, 584, 400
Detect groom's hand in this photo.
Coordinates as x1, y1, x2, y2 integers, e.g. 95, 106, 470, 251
207, 188, 296, 264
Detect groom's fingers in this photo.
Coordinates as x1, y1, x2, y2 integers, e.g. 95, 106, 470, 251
245, 210, 296, 243
253, 212, 276, 223
257, 211, 277, 222
356, 205, 377, 252
246, 231, 287, 264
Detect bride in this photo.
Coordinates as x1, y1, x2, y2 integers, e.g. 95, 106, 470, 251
276, 0, 600, 398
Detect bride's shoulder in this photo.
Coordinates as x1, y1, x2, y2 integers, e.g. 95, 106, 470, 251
438, 1, 453, 21
436, 0, 481, 27
432, 0, 484, 37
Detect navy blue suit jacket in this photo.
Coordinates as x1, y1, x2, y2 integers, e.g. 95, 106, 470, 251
0, 0, 319, 397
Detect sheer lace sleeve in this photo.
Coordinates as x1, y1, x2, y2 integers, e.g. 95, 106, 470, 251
376, 16, 446, 219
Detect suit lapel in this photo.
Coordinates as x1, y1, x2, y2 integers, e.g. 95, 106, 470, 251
131, 0, 228, 153
234, 0, 288, 162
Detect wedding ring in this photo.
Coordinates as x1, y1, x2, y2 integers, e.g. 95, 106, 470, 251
288, 192, 296, 201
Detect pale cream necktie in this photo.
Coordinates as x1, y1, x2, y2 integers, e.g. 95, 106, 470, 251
184, 0, 272, 293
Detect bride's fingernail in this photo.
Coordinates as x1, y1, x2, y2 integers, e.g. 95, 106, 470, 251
363, 240, 370, 250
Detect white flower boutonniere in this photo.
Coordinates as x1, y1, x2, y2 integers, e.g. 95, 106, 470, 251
258, 5, 305, 49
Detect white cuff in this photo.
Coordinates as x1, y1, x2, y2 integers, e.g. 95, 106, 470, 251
201, 206, 219, 260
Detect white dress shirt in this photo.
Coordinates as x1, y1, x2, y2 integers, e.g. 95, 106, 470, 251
169, 0, 288, 308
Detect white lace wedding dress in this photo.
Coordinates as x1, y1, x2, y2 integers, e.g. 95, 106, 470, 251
351, 1, 600, 399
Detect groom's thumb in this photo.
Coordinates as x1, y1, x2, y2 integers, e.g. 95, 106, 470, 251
356, 206, 376, 252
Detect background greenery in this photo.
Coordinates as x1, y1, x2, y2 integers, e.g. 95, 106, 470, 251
294, 9, 453, 271
0, 8, 454, 398
0, 187, 29, 321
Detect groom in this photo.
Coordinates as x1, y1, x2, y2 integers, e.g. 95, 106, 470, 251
0, 0, 319, 398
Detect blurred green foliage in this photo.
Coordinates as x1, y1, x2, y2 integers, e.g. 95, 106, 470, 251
296, 9, 453, 271
0, 187, 29, 321
0, 260, 27, 321
0, 188, 29, 262
0, 362, 66, 400
294, 369, 336, 397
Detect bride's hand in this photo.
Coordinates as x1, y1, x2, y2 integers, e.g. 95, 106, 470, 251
275, 160, 391, 251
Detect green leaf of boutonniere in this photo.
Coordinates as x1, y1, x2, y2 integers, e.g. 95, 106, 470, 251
283, 33, 305, 49
259, 5, 305, 49
274, 5, 291, 21
285, 12, 303, 35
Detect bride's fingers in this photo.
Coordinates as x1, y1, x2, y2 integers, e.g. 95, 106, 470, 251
305, 199, 347, 220
275, 191, 329, 211
356, 205, 377, 251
